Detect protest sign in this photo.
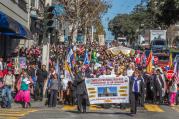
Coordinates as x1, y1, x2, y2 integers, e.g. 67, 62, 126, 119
19, 57, 26, 69
85, 77, 129, 104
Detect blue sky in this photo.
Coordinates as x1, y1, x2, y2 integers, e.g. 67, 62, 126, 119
102, 0, 142, 40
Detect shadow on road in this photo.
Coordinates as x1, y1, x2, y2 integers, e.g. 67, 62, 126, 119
66, 110, 134, 117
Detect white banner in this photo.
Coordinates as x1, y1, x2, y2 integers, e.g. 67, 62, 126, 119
85, 77, 129, 104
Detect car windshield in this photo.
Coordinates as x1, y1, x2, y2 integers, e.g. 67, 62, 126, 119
153, 41, 166, 45
157, 55, 169, 61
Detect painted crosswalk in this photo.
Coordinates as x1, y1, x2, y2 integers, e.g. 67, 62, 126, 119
0, 108, 38, 119
62, 104, 165, 112
62, 105, 104, 111
144, 104, 164, 112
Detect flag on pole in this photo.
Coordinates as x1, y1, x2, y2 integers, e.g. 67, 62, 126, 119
64, 61, 73, 81
174, 61, 179, 84
84, 50, 90, 65
67, 48, 74, 69
146, 50, 153, 74
169, 53, 173, 68
91, 50, 98, 63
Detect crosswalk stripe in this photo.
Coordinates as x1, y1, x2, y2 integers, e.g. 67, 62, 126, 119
62, 105, 77, 111
0, 108, 38, 119
144, 104, 164, 112
89, 105, 104, 111
62, 105, 104, 111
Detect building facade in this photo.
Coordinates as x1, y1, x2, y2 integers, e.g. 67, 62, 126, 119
0, 0, 30, 57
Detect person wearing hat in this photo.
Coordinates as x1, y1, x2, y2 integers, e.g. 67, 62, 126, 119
2, 69, 15, 108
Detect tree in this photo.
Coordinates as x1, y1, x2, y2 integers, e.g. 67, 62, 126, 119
108, 4, 151, 43
157, 0, 179, 27
59, 0, 110, 43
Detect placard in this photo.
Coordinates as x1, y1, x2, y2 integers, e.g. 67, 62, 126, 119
85, 77, 129, 104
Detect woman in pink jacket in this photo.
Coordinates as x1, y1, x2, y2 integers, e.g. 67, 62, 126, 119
15, 71, 33, 108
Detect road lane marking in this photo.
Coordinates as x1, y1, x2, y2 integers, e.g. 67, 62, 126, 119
62, 105, 77, 111
62, 105, 104, 111
144, 104, 164, 112
89, 105, 104, 111
0, 108, 38, 119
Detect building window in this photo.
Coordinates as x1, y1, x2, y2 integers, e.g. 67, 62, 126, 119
18, 0, 27, 12
11, 0, 17, 4
31, 0, 35, 8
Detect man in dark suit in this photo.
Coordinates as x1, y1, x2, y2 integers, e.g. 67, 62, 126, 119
130, 70, 144, 114
152, 69, 164, 104
74, 67, 88, 113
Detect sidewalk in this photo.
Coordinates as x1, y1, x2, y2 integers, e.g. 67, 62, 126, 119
11, 100, 46, 109
11, 99, 64, 110
171, 105, 179, 112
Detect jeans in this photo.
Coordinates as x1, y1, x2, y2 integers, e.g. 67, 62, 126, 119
2, 86, 12, 107
37, 82, 44, 99
49, 90, 58, 107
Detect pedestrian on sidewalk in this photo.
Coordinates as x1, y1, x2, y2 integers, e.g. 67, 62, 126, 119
48, 73, 60, 107
169, 78, 177, 107
15, 71, 33, 108
2, 68, 15, 108
36, 65, 48, 101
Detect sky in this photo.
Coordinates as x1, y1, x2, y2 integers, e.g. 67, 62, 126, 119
102, 0, 142, 40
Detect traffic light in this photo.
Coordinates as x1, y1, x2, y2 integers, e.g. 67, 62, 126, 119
44, 6, 55, 33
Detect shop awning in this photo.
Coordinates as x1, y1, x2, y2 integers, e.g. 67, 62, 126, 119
0, 11, 32, 39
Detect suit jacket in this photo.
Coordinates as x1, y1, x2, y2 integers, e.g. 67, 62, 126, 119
129, 76, 144, 96
153, 74, 164, 89
75, 72, 87, 95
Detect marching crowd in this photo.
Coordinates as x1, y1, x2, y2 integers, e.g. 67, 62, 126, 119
0, 42, 178, 114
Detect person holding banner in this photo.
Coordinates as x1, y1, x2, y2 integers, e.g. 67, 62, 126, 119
130, 70, 144, 114
74, 66, 88, 113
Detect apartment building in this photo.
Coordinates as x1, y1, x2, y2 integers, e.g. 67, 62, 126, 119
0, 0, 30, 57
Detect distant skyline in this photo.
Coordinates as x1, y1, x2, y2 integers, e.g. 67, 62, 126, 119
102, 0, 142, 41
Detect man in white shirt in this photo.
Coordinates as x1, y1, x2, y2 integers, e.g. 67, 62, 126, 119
127, 64, 134, 77
2, 69, 15, 108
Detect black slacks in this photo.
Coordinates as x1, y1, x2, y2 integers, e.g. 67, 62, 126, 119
77, 94, 87, 113
131, 93, 140, 114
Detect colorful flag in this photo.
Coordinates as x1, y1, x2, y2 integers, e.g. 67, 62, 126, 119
91, 50, 98, 63
67, 48, 74, 69
169, 53, 173, 68
174, 61, 179, 84
84, 50, 90, 65
146, 50, 153, 74
64, 61, 73, 81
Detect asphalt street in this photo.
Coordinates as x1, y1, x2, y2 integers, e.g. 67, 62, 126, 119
0, 104, 178, 119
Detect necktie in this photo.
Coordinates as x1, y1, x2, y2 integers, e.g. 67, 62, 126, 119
134, 79, 138, 93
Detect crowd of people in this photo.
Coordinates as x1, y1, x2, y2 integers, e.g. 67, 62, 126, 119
0, 42, 178, 115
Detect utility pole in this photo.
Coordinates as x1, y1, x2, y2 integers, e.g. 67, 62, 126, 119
91, 25, 94, 43
42, 0, 53, 71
